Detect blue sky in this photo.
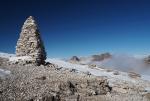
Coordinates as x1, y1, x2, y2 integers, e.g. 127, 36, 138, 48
0, 0, 150, 58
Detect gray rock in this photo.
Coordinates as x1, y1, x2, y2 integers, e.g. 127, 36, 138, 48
128, 72, 141, 79
70, 56, 80, 62
0, 57, 9, 66
92, 52, 111, 61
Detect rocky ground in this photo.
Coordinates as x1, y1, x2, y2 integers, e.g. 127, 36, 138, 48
0, 57, 150, 101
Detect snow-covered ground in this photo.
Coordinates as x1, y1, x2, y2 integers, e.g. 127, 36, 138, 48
9, 56, 33, 62
0, 69, 11, 77
78, 54, 150, 75
0, 52, 150, 89
0, 52, 33, 62
47, 58, 150, 89
47, 58, 150, 82
0, 52, 15, 58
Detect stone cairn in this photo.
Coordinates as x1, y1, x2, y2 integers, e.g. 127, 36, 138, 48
16, 16, 46, 65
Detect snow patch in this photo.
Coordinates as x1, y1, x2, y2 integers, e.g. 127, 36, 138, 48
9, 56, 33, 62
0, 69, 11, 77
0, 52, 15, 58
142, 75, 150, 81
47, 58, 150, 84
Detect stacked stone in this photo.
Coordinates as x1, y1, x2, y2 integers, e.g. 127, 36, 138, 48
16, 16, 46, 65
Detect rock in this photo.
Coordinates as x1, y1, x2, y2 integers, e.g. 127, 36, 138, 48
113, 71, 120, 75
58, 80, 77, 96
85, 71, 92, 76
55, 67, 63, 70
144, 55, 150, 64
0, 57, 9, 66
143, 93, 150, 101
16, 16, 46, 66
88, 64, 97, 68
69, 56, 80, 64
128, 72, 141, 79
70, 69, 77, 73
45, 62, 52, 66
92, 52, 111, 61
113, 87, 127, 94
35, 76, 46, 80
70, 56, 80, 62
106, 69, 113, 72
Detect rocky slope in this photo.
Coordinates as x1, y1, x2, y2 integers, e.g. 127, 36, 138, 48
0, 53, 150, 101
